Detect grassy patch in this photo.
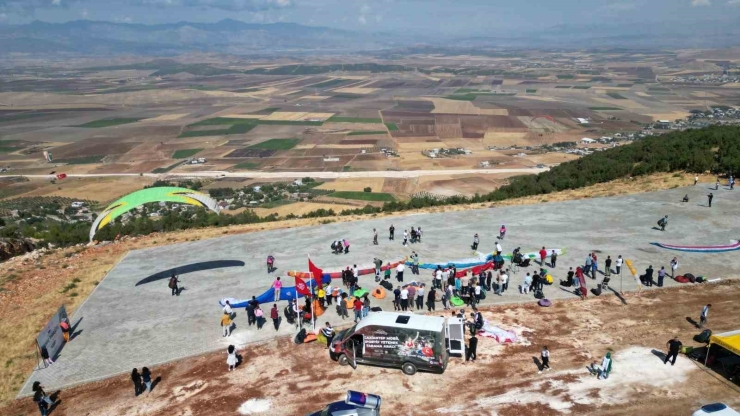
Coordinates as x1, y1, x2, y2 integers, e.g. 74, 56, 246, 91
617, 84, 634, 87
329, 191, 395, 202
0, 111, 55, 123
172, 148, 203, 159
557, 75, 575, 79
152, 160, 186, 173
348, 131, 387, 136
384, 122, 399, 131
589, 107, 623, 111
332, 93, 363, 99
648, 87, 670, 91
607, 92, 627, 99
233, 87, 260, 93
526, 89, 537, 93
454, 88, 486, 94
248, 138, 301, 150
572, 86, 591, 90
54, 155, 105, 164
309, 79, 351, 88
178, 123, 256, 138
76, 118, 143, 128
444, 94, 477, 101
231, 161, 260, 170
328, 116, 383, 124
258, 120, 323, 126
555, 86, 572, 89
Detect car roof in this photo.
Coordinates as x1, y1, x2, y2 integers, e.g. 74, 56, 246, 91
355, 312, 444, 332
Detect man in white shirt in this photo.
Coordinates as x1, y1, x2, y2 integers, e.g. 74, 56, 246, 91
396, 263, 405, 282
352, 265, 359, 279
400, 286, 410, 311
495, 241, 503, 255
615, 255, 623, 275
474, 282, 481, 303
435, 268, 443, 289
223, 300, 233, 316
500, 271, 509, 294
416, 286, 425, 310
403, 230, 408, 246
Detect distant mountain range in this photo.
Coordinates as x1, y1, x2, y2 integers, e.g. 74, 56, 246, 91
0, 18, 739, 56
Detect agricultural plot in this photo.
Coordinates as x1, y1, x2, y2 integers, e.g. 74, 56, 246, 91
327, 116, 382, 123
607, 92, 628, 99
75, 118, 144, 128
224, 148, 277, 158
229, 161, 260, 170
384, 122, 399, 131
246, 138, 301, 150
347, 131, 387, 136
328, 191, 395, 202
54, 155, 105, 164
171, 148, 203, 159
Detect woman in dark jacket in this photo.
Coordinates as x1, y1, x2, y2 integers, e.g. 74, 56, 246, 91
427, 288, 436, 311
131, 368, 142, 396
141, 367, 152, 393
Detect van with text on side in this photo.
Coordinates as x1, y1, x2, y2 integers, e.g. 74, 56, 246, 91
329, 312, 447, 375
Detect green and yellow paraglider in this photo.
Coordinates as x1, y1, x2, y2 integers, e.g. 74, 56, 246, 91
89, 187, 220, 242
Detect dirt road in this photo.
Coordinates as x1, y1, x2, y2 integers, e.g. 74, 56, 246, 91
7, 280, 740, 416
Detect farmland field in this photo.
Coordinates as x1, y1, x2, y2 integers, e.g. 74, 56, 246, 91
76, 118, 144, 128
328, 191, 395, 201
607, 92, 627, 99
54, 155, 105, 164
172, 148, 203, 159
328, 116, 382, 123
248, 138, 301, 150
347, 131, 387, 136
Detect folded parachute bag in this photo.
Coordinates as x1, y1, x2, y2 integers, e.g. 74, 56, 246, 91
675, 275, 690, 283
353, 289, 369, 298
684, 273, 696, 283
372, 287, 386, 299
450, 296, 465, 307
538, 298, 552, 307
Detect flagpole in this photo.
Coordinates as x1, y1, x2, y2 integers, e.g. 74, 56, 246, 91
309, 272, 315, 332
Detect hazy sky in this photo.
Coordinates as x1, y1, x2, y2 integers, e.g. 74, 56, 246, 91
1, 0, 740, 36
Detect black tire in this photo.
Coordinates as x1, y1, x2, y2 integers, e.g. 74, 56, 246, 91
338, 354, 349, 366
401, 362, 417, 375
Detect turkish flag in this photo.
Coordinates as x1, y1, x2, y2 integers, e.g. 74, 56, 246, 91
56, 173, 67, 180
294, 276, 311, 296
308, 257, 323, 289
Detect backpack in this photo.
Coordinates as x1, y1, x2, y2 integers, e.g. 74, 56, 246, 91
380, 280, 393, 290
696, 329, 712, 344
658, 218, 665, 226
294, 328, 307, 344
168, 277, 176, 289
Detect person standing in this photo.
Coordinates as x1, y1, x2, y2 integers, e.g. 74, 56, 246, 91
362, 293, 371, 318
707, 192, 714, 208
716, 178, 720, 190
221, 311, 232, 337
141, 367, 153, 392
495, 241, 503, 255
416, 285, 425, 310
550, 250, 557, 268
699, 304, 711, 328
665, 337, 682, 366
322, 322, 335, 349
223, 300, 233, 317
400, 286, 409, 311
591, 254, 598, 278
60, 318, 70, 343
32, 381, 54, 410
584, 254, 593, 278
657, 266, 666, 287
615, 255, 623, 275
396, 262, 405, 282
502, 269, 509, 292
389, 224, 395, 240
255, 306, 265, 329
373, 228, 378, 245
670, 257, 679, 278
499, 224, 506, 240
465, 335, 478, 362
353, 297, 363, 323
272, 277, 282, 302
411, 251, 420, 275
416, 227, 422, 242
40, 346, 54, 367
246, 296, 258, 326
539, 247, 547, 266
403, 229, 408, 246
472, 234, 480, 250
435, 266, 443, 290
226, 345, 238, 372
427, 288, 436, 312
131, 368, 142, 396
271, 304, 280, 331
694, 175, 698, 186
393, 286, 401, 311
540, 346, 551, 373
373, 257, 382, 280
384, 263, 392, 281
605, 256, 612, 277
169, 273, 180, 296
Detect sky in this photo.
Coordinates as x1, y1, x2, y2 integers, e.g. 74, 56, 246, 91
1, 0, 740, 37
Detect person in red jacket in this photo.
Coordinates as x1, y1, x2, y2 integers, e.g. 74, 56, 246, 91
353, 298, 363, 323
270, 304, 280, 331
539, 247, 547, 266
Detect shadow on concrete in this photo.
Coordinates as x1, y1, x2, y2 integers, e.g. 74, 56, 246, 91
532, 356, 542, 371
651, 349, 666, 361
70, 317, 83, 341
608, 287, 627, 305
135, 260, 245, 286
686, 316, 700, 328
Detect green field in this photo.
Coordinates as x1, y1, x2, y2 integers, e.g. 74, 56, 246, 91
454, 88, 487, 94
54, 155, 105, 164
0, 111, 55, 123
589, 107, 623, 111
172, 148, 203, 159
329, 191, 395, 202
178, 124, 255, 138
309, 79, 351, 88
152, 161, 186, 173
328, 116, 383, 123
76, 118, 144, 128
332, 93, 363, 99
648, 87, 671, 91
572, 86, 591, 89
347, 131, 387, 136
384, 122, 399, 131
616, 84, 634, 88
526, 89, 538, 93
231, 161, 260, 170
607, 92, 627, 99
555, 86, 572, 89
248, 138, 301, 150
234, 87, 260, 93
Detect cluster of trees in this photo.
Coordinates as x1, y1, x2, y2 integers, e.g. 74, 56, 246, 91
4, 126, 739, 250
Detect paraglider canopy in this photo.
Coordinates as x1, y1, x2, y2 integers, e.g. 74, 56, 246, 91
89, 187, 219, 241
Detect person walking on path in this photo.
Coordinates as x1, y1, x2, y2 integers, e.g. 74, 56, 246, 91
694, 175, 699, 186
271, 304, 280, 331
465, 335, 478, 362
372, 228, 378, 245
658, 215, 668, 231
255, 306, 265, 329
272, 277, 282, 302
499, 225, 506, 240
353, 297, 363, 323
169, 273, 180, 296
226, 345, 238, 372
389, 225, 395, 240
605, 256, 612, 277
550, 250, 557, 268
141, 367, 153, 393
707, 193, 714, 208
60, 318, 70, 343
403, 229, 408, 246
322, 322, 335, 349
657, 266, 666, 287
584, 254, 593, 278
32, 381, 54, 415
131, 368, 142, 396
616, 255, 623, 275
665, 337, 682, 366
699, 304, 711, 328
539, 247, 547, 266
221, 311, 232, 337
41, 346, 54, 367
670, 257, 679, 278
540, 346, 551, 373
472, 234, 480, 250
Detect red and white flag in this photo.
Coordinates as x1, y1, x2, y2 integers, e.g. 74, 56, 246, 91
294, 276, 311, 296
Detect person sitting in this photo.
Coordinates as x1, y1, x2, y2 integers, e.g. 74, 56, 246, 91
682, 194, 689, 202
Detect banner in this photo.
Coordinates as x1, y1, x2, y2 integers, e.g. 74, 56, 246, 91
36, 305, 68, 364
294, 276, 311, 296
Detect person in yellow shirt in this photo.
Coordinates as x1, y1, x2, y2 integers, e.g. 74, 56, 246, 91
318, 288, 326, 308
221, 312, 232, 337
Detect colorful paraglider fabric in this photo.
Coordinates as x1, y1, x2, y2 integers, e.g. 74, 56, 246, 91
353, 289, 369, 298
288, 258, 406, 280
89, 187, 220, 241
651, 240, 740, 253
